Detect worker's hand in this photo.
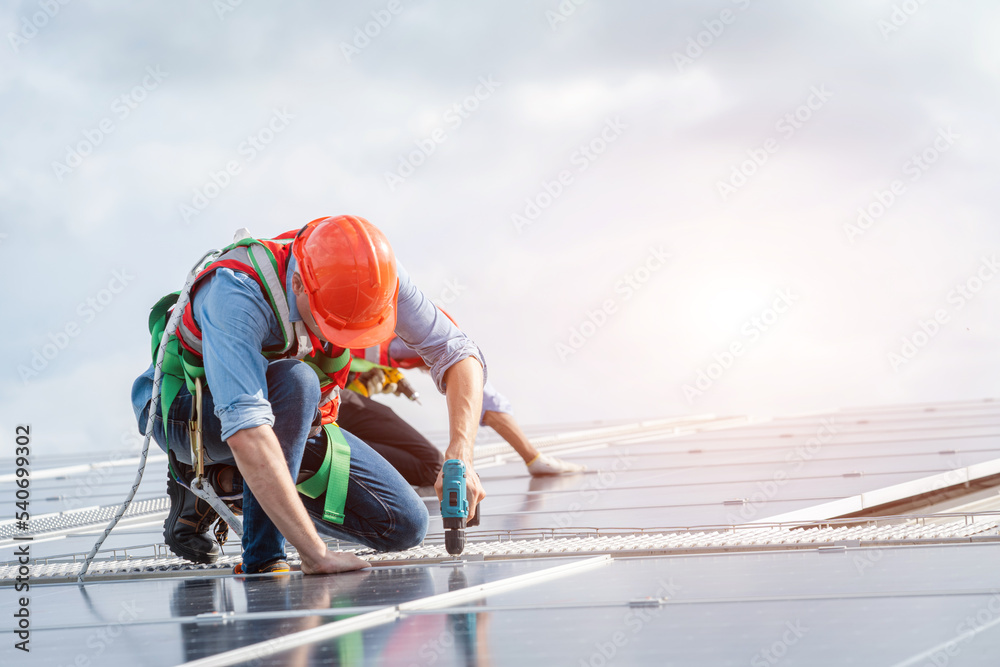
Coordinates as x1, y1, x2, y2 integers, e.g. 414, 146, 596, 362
382, 367, 403, 396
434, 458, 486, 521
464, 461, 485, 525
300, 547, 370, 575
358, 368, 386, 397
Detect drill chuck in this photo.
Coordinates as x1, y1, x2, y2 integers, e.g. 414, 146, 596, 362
444, 525, 466, 555
397, 377, 421, 404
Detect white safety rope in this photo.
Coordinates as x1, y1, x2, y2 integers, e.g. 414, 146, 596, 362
77, 249, 219, 582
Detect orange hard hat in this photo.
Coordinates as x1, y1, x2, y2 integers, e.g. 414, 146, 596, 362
292, 215, 399, 348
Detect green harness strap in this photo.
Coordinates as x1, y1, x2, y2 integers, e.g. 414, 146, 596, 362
296, 423, 352, 525
295, 350, 353, 524
148, 293, 186, 453
347, 357, 384, 374
302, 347, 352, 389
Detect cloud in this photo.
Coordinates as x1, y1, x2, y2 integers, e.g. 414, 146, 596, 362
2, 1, 999, 455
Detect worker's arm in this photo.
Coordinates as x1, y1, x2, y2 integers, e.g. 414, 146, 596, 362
438, 357, 486, 516
228, 425, 368, 574
391, 263, 488, 511
482, 409, 539, 465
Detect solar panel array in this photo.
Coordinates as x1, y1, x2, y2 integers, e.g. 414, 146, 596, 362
3, 398, 1000, 664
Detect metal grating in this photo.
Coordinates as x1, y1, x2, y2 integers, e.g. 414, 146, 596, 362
6, 514, 998, 582
0, 496, 170, 541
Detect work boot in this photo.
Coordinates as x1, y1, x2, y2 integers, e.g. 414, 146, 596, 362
163, 454, 244, 559
164, 467, 221, 564
164, 457, 244, 563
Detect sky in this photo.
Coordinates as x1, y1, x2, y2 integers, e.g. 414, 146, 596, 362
1, 0, 999, 459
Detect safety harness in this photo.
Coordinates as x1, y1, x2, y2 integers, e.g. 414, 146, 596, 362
147, 232, 355, 525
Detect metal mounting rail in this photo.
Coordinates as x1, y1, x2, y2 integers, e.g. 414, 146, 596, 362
4, 516, 998, 584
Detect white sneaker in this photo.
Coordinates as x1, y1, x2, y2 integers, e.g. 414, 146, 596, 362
527, 454, 587, 476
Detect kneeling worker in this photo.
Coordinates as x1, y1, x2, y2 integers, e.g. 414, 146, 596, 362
131, 216, 486, 573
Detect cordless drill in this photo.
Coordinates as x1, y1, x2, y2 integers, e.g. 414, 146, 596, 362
441, 459, 480, 555
383, 367, 421, 404
347, 365, 421, 404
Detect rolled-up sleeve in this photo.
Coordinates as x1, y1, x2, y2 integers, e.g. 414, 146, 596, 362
194, 269, 278, 440
392, 263, 486, 393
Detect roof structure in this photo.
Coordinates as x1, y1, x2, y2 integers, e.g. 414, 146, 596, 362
4, 398, 1000, 665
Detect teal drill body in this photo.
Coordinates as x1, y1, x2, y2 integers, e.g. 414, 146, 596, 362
441, 459, 469, 555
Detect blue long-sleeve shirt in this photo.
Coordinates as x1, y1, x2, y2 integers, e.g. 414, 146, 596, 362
132, 256, 485, 440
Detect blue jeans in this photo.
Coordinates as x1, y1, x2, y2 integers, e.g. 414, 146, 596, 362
138, 359, 429, 571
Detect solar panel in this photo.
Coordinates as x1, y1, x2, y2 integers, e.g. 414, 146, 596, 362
4, 398, 1000, 665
